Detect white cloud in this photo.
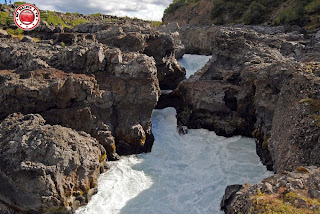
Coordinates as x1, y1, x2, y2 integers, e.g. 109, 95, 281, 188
16, 0, 173, 21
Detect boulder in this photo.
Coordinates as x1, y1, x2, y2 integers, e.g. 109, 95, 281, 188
0, 113, 106, 213
21, 35, 35, 43
0, 28, 8, 37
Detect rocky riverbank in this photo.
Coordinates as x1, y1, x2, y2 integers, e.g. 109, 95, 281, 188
1, 1, 320, 213
221, 166, 320, 213
0, 5, 187, 211
157, 23, 320, 213
159, 25, 320, 173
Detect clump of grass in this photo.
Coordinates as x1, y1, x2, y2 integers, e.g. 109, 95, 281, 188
6, 28, 24, 35
151, 21, 162, 27
33, 37, 41, 42
251, 191, 320, 214
91, 13, 102, 17
67, 18, 89, 26
46, 12, 67, 27
6, 28, 24, 40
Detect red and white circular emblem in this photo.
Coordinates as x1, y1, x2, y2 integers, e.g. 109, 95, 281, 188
14, 4, 40, 31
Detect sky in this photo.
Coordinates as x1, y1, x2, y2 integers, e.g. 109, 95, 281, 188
0, 0, 173, 21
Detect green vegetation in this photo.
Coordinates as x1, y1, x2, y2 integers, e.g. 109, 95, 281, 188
210, 0, 285, 25
67, 18, 89, 26
164, 0, 201, 15
6, 28, 23, 35
13, 2, 28, 7
91, 13, 102, 17
0, 11, 10, 27
40, 11, 88, 27
6, 28, 24, 40
306, 0, 320, 13
151, 21, 162, 27
164, 0, 320, 31
242, 2, 267, 24
274, 1, 308, 26
65, 12, 80, 16
252, 191, 320, 213
43, 11, 67, 27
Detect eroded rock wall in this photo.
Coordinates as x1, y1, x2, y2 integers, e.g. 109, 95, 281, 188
173, 26, 320, 172
0, 39, 160, 159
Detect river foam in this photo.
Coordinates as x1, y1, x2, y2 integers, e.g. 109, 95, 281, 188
76, 55, 273, 214
76, 107, 272, 214
178, 54, 211, 78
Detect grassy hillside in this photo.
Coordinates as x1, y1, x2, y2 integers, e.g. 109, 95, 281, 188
164, 0, 320, 31
0, 1, 158, 29
0, 2, 161, 38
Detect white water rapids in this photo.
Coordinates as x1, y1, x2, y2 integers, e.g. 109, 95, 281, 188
76, 55, 273, 214
178, 54, 212, 78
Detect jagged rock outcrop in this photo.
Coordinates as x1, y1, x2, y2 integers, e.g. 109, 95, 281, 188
221, 166, 320, 214
164, 24, 308, 55
91, 23, 186, 89
172, 26, 320, 172
25, 20, 185, 90
0, 113, 106, 213
0, 38, 160, 159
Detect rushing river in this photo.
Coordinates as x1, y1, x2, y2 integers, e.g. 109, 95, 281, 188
178, 54, 212, 78
76, 55, 273, 214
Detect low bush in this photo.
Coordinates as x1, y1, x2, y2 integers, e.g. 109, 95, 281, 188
0, 12, 9, 27
164, 0, 201, 15
242, 1, 267, 24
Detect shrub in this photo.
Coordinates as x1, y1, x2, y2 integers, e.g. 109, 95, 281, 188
274, 2, 306, 25
164, 0, 201, 15
305, 0, 320, 13
242, 1, 267, 24
0, 12, 9, 27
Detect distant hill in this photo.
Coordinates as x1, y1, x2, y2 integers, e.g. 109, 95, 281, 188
163, 0, 320, 32
0, 2, 162, 36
